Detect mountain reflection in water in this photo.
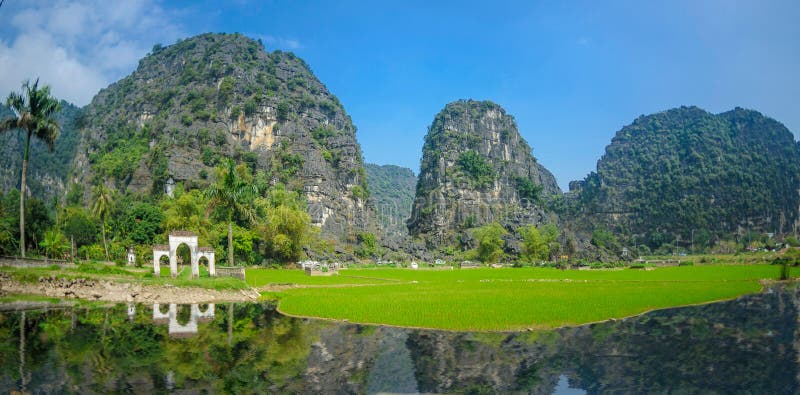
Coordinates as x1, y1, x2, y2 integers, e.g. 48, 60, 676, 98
0, 286, 797, 394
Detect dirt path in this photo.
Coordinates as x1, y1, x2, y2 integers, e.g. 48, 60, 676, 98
0, 274, 261, 304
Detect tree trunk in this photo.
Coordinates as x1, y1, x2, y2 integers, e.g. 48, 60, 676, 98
101, 220, 108, 261
228, 218, 234, 266
19, 131, 31, 258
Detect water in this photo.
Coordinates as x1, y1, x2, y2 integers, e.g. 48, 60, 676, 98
1, 286, 797, 394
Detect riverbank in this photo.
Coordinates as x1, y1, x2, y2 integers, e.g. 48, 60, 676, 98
0, 272, 260, 304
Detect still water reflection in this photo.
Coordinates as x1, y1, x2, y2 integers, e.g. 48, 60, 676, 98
1, 286, 797, 394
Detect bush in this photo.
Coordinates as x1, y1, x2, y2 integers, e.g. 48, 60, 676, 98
591, 227, 620, 253
218, 76, 235, 104
39, 229, 69, 259
77, 244, 105, 261
276, 101, 290, 121
515, 177, 543, 203
351, 185, 368, 200
181, 113, 193, 126
629, 263, 647, 269
471, 223, 507, 263
355, 232, 378, 258
196, 110, 212, 122
457, 150, 495, 188
679, 261, 694, 266
244, 97, 258, 116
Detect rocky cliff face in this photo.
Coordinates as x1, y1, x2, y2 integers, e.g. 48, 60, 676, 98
365, 163, 416, 237
408, 99, 560, 242
567, 106, 800, 248
0, 102, 82, 201
70, 33, 374, 238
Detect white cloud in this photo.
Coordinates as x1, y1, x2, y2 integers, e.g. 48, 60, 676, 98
0, 0, 184, 106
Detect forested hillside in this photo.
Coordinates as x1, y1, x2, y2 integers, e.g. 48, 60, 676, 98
567, 106, 800, 253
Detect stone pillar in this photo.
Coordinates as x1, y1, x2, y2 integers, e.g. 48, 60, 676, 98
209, 253, 216, 277
153, 252, 161, 276
169, 250, 178, 278
191, 246, 199, 278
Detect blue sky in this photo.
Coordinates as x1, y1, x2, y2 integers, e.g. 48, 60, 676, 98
1, 1, 798, 189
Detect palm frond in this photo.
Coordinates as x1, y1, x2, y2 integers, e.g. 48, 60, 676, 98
5, 91, 24, 114
0, 118, 19, 134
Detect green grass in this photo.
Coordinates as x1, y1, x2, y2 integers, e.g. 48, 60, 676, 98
267, 265, 788, 331
278, 280, 760, 331
249, 265, 784, 287
0, 294, 62, 304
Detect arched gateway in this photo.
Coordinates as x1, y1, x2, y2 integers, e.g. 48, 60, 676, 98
153, 231, 216, 278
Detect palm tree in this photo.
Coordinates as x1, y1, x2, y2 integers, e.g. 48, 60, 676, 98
0, 79, 61, 257
91, 184, 113, 260
205, 160, 258, 266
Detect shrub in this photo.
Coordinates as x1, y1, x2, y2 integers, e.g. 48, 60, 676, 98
244, 97, 258, 116
471, 222, 507, 263
218, 76, 235, 104
515, 177, 543, 203
196, 110, 212, 122
77, 244, 105, 261
276, 101, 290, 121
311, 125, 337, 146
181, 114, 193, 126
355, 232, 378, 258
629, 263, 647, 269
351, 185, 368, 200
457, 150, 495, 188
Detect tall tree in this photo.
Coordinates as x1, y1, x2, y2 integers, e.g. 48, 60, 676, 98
205, 160, 258, 266
0, 79, 61, 257
91, 184, 113, 260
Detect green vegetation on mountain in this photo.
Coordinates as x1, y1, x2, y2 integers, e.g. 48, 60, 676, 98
567, 106, 800, 254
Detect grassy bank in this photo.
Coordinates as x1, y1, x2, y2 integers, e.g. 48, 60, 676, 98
248, 264, 789, 331
2, 262, 249, 291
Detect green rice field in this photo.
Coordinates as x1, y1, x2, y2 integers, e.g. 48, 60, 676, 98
247, 265, 789, 331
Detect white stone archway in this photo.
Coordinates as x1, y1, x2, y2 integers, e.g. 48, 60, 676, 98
153, 245, 169, 276
151, 303, 216, 338
152, 231, 217, 278
198, 247, 216, 277
152, 303, 170, 323
169, 231, 199, 278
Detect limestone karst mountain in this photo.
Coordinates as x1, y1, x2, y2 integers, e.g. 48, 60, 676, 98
566, 106, 800, 251
68, 33, 376, 238
408, 99, 560, 243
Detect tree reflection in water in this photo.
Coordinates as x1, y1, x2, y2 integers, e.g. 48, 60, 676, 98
0, 286, 797, 393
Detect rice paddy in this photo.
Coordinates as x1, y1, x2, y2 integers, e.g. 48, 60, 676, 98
247, 264, 787, 331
